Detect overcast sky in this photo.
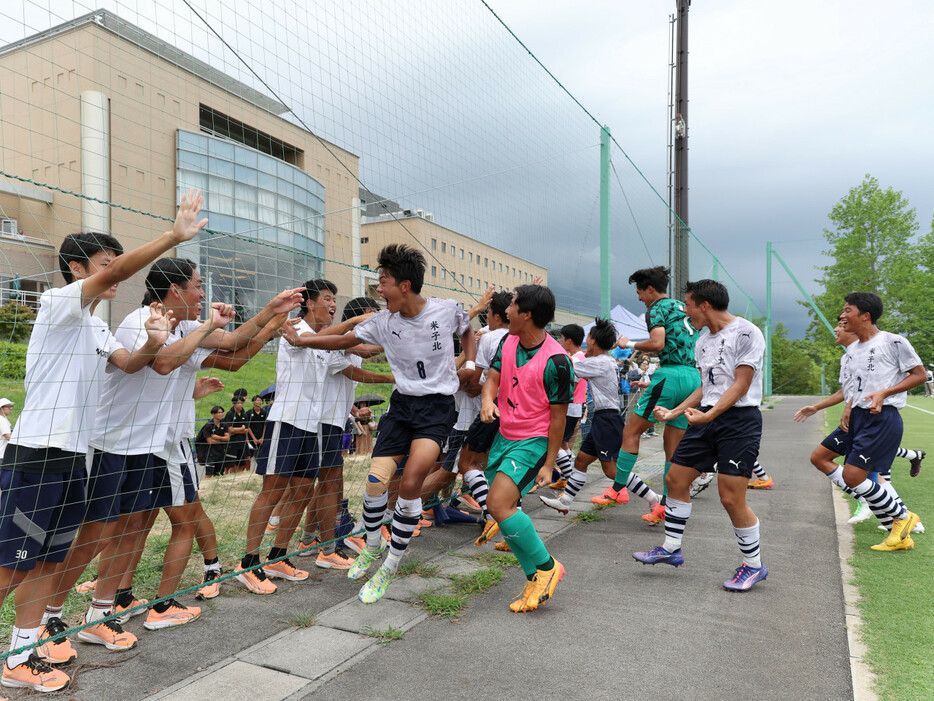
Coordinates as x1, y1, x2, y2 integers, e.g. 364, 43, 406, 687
3, 1, 931, 337
488, 0, 934, 335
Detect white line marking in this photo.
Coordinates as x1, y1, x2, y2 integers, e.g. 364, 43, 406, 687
905, 404, 934, 417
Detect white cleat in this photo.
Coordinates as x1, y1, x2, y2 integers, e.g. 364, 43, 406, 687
538, 493, 571, 515
848, 501, 873, 524
690, 472, 715, 498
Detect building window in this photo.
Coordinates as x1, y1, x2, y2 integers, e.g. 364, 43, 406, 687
431, 266, 437, 277
460, 248, 464, 259
460, 274, 464, 283
442, 269, 447, 280
360, 237, 369, 244
431, 238, 437, 250
451, 245, 455, 256
199, 105, 302, 165
484, 257, 488, 267
469, 276, 473, 286
468, 252, 473, 262
441, 242, 446, 253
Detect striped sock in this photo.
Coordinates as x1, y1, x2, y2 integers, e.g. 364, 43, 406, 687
752, 461, 769, 480
734, 520, 762, 568
827, 467, 856, 496
896, 448, 921, 461
626, 473, 659, 504
556, 449, 573, 480
462, 469, 489, 519
362, 490, 389, 551
564, 468, 587, 500
662, 498, 692, 552
852, 479, 906, 520
383, 496, 421, 573
880, 482, 906, 528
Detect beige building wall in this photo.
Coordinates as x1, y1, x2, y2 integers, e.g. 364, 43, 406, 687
0, 13, 359, 323
360, 216, 547, 311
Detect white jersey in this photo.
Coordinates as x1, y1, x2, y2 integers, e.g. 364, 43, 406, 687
90, 307, 183, 456
838, 349, 857, 403
477, 328, 509, 381
0, 414, 12, 459
567, 350, 586, 417
572, 354, 619, 412
694, 317, 765, 408
163, 320, 214, 461
354, 298, 470, 396
846, 330, 921, 410
454, 388, 481, 430
11, 280, 124, 454
317, 349, 353, 429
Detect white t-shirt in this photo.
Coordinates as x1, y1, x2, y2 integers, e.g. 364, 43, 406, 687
454, 388, 481, 431
163, 320, 214, 461
317, 350, 354, 429
846, 330, 922, 410
265, 320, 335, 432
477, 328, 509, 380
567, 350, 586, 417
90, 307, 181, 456
838, 348, 856, 404
354, 298, 471, 397
11, 280, 124, 454
572, 354, 619, 412
0, 414, 12, 459
694, 317, 765, 408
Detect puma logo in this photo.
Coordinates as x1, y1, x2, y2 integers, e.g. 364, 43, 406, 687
728, 459, 742, 469
600, 450, 609, 457
507, 398, 517, 410
390, 330, 402, 339
859, 455, 870, 464
833, 437, 842, 445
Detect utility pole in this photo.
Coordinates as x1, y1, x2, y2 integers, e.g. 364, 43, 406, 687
600, 125, 611, 317
672, 0, 690, 297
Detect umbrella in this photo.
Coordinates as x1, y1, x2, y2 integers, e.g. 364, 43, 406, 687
259, 384, 276, 399
354, 393, 385, 407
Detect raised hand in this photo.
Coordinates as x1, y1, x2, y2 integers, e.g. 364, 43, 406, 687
267, 288, 305, 315
172, 189, 209, 243
281, 318, 302, 345
144, 302, 172, 345
208, 303, 235, 330
532, 275, 544, 286
193, 377, 224, 399
617, 335, 630, 349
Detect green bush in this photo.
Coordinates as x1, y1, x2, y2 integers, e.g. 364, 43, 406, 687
0, 342, 28, 380
0, 303, 35, 344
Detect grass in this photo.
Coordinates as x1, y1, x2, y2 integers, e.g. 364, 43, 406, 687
571, 510, 604, 523
396, 559, 441, 578
417, 590, 467, 619
450, 568, 504, 596
826, 398, 934, 700
278, 609, 317, 628
471, 551, 519, 570
362, 625, 405, 644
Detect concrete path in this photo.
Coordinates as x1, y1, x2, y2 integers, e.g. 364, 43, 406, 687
28, 397, 856, 701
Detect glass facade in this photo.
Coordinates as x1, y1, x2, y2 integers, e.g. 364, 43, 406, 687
175, 129, 325, 320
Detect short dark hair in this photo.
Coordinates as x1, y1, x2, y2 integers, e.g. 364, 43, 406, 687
628, 266, 670, 293
588, 318, 618, 351
251, 395, 263, 402
210, 405, 224, 414
58, 232, 125, 284
143, 257, 197, 304
513, 284, 555, 329
232, 388, 248, 400
844, 292, 883, 324
560, 324, 585, 346
342, 295, 381, 322
299, 279, 337, 315
489, 291, 513, 325
684, 279, 729, 311
377, 243, 425, 294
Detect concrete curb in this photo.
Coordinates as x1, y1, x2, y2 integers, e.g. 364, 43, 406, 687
831, 486, 877, 701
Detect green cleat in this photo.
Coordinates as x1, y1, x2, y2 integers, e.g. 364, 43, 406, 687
358, 565, 394, 604
347, 546, 383, 581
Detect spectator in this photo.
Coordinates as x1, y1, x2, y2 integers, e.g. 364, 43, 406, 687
247, 395, 268, 461
224, 394, 251, 473
925, 366, 934, 398
0, 398, 13, 460
351, 402, 375, 455
196, 406, 230, 476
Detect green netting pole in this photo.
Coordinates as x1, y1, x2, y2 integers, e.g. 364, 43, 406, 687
821, 364, 827, 395
765, 240, 773, 396
771, 247, 836, 336
712, 256, 719, 281
600, 125, 611, 318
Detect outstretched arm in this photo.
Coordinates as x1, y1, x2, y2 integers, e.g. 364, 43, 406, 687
200, 288, 304, 352
108, 303, 172, 373
794, 390, 844, 422
340, 366, 394, 384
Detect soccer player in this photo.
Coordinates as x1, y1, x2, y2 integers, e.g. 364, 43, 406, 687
481, 284, 569, 612
0, 191, 207, 692
540, 318, 660, 515
284, 244, 476, 604
235, 280, 366, 594
804, 293, 925, 551
554, 324, 586, 487
633, 279, 769, 592
595, 267, 701, 527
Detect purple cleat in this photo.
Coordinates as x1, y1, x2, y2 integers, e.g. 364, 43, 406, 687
632, 546, 684, 567
723, 564, 768, 591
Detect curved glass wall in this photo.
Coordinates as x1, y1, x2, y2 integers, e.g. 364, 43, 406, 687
175, 129, 325, 320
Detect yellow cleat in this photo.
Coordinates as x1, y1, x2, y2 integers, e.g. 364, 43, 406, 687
509, 559, 565, 612
509, 580, 537, 613
494, 540, 511, 552
880, 511, 920, 548
747, 478, 774, 490
871, 536, 915, 552
475, 519, 500, 546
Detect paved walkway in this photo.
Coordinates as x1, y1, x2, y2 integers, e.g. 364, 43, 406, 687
28, 398, 857, 701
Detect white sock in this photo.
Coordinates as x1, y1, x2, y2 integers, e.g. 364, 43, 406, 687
268, 515, 281, 527
86, 598, 112, 623
734, 520, 762, 568
7, 626, 40, 668
41, 605, 63, 626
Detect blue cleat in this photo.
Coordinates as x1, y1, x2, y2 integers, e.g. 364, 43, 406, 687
722, 564, 768, 591
632, 546, 684, 567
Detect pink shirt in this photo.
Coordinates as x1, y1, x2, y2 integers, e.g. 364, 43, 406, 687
498, 333, 567, 440
571, 350, 587, 404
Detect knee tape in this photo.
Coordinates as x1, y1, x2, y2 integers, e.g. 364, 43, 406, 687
364, 458, 395, 496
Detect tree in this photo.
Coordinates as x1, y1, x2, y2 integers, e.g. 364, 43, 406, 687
0, 302, 35, 344
771, 323, 821, 394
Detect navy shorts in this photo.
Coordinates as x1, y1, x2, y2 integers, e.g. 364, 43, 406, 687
373, 391, 456, 458
85, 450, 156, 522
256, 421, 319, 480
563, 414, 581, 442
441, 429, 469, 473
319, 423, 344, 471
670, 406, 762, 477
845, 406, 901, 476
820, 426, 851, 456
152, 442, 198, 509
0, 447, 86, 570
579, 409, 624, 462
465, 412, 499, 454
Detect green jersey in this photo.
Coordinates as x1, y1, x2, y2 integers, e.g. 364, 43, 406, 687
645, 297, 697, 367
